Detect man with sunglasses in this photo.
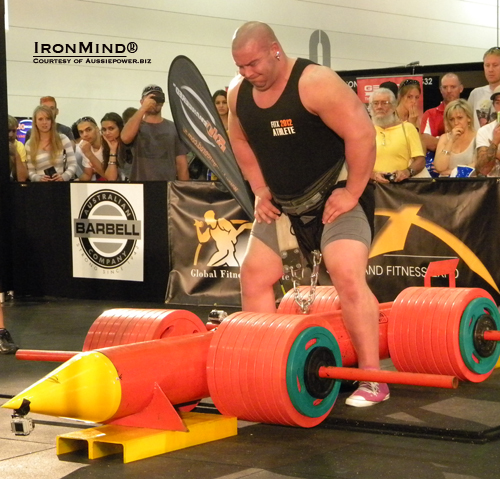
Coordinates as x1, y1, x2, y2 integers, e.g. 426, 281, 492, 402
121, 84, 189, 181
229, 22, 389, 407
468, 47, 500, 130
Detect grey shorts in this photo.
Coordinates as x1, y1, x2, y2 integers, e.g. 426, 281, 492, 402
251, 203, 371, 256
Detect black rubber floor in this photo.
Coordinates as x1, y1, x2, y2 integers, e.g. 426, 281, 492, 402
1, 297, 499, 479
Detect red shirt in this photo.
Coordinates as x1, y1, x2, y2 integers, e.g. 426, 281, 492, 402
420, 102, 446, 137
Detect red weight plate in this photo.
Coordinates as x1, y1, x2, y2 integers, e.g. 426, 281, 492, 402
243, 313, 286, 424
272, 314, 337, 427
208, 312, 337, 426
400, 287, 428, 373
433, 288, 464, 376
418, 288, 450, 375
388, 287, 421, 372
222, 313, 262, 421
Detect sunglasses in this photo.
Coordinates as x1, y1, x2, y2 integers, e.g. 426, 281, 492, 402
76, 116, 97, 126
399, 79, 420, 88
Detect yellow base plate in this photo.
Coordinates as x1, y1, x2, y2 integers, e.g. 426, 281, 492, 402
56, 412, 237, 463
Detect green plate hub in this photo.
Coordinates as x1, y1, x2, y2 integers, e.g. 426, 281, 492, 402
286, 326, 342, 418
459, 297, 500, 374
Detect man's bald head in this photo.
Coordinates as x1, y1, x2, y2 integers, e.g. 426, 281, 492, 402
440, 72, 463, 103
232, 21, 279, 52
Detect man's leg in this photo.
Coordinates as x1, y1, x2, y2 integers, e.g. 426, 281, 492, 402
323, 238, 389, 406
240, 233, 283, 313
322, 239, 379, 369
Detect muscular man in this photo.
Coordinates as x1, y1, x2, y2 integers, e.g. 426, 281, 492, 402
121, 84, 189, 181
228, 21, 388, 407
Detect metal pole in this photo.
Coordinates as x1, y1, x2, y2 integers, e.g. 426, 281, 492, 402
318, 366, 459, 389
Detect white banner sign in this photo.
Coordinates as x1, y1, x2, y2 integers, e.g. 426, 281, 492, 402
70, 184, 144, 281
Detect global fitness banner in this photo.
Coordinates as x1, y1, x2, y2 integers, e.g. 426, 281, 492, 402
71, 183, 144, 281
166, 181, 252, 306
166, 180, 500, 307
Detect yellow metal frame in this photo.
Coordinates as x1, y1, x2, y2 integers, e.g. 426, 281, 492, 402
56, 412, 237, 463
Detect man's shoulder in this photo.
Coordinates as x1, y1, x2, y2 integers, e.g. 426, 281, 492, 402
57, 123, 74, 140
478, 120, 496, 135
423, 102, 445, 115
469, 85, 491, 99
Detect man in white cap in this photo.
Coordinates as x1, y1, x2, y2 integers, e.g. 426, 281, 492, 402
121, 84, 189, 181
475, 85, 500, 176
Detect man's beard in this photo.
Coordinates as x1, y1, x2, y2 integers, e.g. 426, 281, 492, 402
372, 112, 399, 129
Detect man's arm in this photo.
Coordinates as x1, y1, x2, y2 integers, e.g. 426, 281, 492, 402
476, 124, 500, 175
299, 65, 375, 223
175, 154, 189, 180
121, 97, 155, 145
228, 77, 280, 223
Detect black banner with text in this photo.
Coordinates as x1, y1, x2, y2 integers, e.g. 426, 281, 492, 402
166, 180, 500, 307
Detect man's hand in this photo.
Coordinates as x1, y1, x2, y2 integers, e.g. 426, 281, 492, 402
141, 95, 158, 114
254, 186, 280, 224
79, 140, 91, 157
393, 169, 411, 182
322, 187, 358, 224
492, 123, 500, 150
373, 172, 390, 183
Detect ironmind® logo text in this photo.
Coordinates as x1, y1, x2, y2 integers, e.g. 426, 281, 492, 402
33, 42, 152, 65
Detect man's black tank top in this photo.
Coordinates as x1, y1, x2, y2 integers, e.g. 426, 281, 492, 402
237, 58, 345, 196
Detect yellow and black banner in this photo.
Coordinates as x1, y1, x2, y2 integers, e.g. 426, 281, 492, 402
369, 179, 500, 303
166, 180, 500, 307
165, 181, 252, 306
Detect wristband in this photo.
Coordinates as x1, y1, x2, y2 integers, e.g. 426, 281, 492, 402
407, 167, 415, 177
108, 161, 117, 165
109, 153, 117, 157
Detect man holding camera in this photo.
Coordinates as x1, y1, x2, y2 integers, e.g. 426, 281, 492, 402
370, 87, 426, 183
121, 84, 189, 181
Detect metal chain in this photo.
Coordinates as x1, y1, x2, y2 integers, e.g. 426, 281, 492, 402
290, 249, 322, 314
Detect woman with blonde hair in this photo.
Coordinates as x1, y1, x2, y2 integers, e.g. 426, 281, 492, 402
26, 105, 76, 181
396, 79, 422, 131
434, 99, 476, 176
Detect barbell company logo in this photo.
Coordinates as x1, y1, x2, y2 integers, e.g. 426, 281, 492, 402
75, 190, 141, 268
370, 204, 499, 292
32, 41, 152, 65
71, 184, 144, 281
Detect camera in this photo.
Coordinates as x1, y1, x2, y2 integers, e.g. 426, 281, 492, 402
10, 398, 34, 436
151, 93, 165, 103
383, 172, 396, 182
11, 415, 34, 436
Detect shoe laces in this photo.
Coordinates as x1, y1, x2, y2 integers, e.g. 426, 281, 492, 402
358, 381, 379, 394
